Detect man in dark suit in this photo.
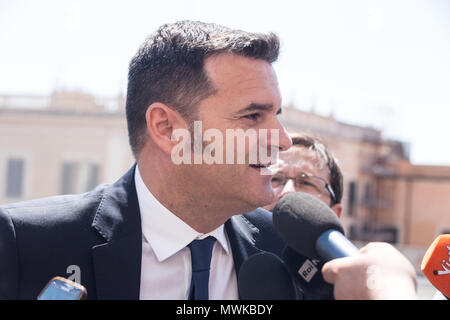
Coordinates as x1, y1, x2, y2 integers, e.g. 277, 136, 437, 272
0, 165, 290, 299
0, 20, 419, 301
0, 20, 295, 299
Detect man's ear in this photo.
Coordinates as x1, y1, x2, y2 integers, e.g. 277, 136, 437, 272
145, 103, 187, 155
331, 203, 343, 219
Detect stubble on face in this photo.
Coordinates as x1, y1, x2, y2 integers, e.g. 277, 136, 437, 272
181, 53, 284, 215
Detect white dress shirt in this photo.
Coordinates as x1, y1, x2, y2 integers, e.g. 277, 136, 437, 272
135, 166, 239, 300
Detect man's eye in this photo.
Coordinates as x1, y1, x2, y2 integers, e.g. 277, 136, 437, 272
242, 113, 262, 121
298, 180, 314, 187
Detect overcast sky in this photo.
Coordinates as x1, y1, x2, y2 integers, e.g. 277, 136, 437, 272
1, 0, 449, 165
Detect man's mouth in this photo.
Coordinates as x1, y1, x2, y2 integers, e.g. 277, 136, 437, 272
249, 163, 274, 176
249, 163, 271, 169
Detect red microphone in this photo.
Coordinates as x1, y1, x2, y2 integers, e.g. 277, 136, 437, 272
421, 234, 450, 298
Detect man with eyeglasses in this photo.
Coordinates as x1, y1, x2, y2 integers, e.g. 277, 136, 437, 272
263, 133, 343, 219
263, 133, 418, 299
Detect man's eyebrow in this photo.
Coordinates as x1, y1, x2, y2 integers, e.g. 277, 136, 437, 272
235, 103, 282, 115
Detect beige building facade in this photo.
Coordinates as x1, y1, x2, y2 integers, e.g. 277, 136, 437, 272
0, 92, 134, 206
277, 106, 450, 250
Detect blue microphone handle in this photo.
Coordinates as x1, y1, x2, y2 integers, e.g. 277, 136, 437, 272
315, 229, 360, 261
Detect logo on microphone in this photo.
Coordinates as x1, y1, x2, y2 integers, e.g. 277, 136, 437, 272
298, 259, 320, 282
433, 245, 450, 276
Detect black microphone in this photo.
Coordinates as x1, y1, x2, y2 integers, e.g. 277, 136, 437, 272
273, 192, 359, 261
238, 251, 297, 300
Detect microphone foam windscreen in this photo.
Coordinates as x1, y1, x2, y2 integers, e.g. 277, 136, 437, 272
421, 234, 450, 297
238, 252, 297, 300
273, 192, 344, 260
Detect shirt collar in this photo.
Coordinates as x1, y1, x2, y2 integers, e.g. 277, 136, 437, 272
135, 166, 230, 262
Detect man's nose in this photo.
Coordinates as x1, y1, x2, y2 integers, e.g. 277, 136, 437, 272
280, 179, 296, 198
278, 125, 292, 152
272, 120, 292, 152
266, 120, 292, 155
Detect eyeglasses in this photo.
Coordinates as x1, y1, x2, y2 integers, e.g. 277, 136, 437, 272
271, 172, 336, 204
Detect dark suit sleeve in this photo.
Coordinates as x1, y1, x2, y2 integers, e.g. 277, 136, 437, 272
0, 208, 19, 299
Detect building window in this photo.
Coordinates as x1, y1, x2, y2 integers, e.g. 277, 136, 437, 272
347, 181, 357, 217
375, 226, 398, 244
364, 182, 373, 204
5, 158, 25, 198
61, 161, 99, 194
348, 224, 358, 240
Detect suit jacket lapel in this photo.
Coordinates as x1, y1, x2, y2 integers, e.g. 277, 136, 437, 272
91, 165, 142, 299
225, 214, 262, 299
90, 165, 268, 300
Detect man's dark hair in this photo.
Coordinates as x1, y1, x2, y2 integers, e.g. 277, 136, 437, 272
126, 20, 280, 157
290, 133, 344, 205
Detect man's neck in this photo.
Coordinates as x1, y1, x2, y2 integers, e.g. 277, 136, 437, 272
137, 161, 230, 234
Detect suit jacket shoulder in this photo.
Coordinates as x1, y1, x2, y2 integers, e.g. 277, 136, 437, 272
0, 186, 108, 299
0, 206, 19, 299
241, 208, 285, 257
0, 166, 142, 300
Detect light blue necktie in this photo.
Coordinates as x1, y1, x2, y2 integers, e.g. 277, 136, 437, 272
188, 236, 216, 300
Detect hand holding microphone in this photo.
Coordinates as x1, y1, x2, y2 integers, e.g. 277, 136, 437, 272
322, 242, 417, 300
273, 192, 417, 300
